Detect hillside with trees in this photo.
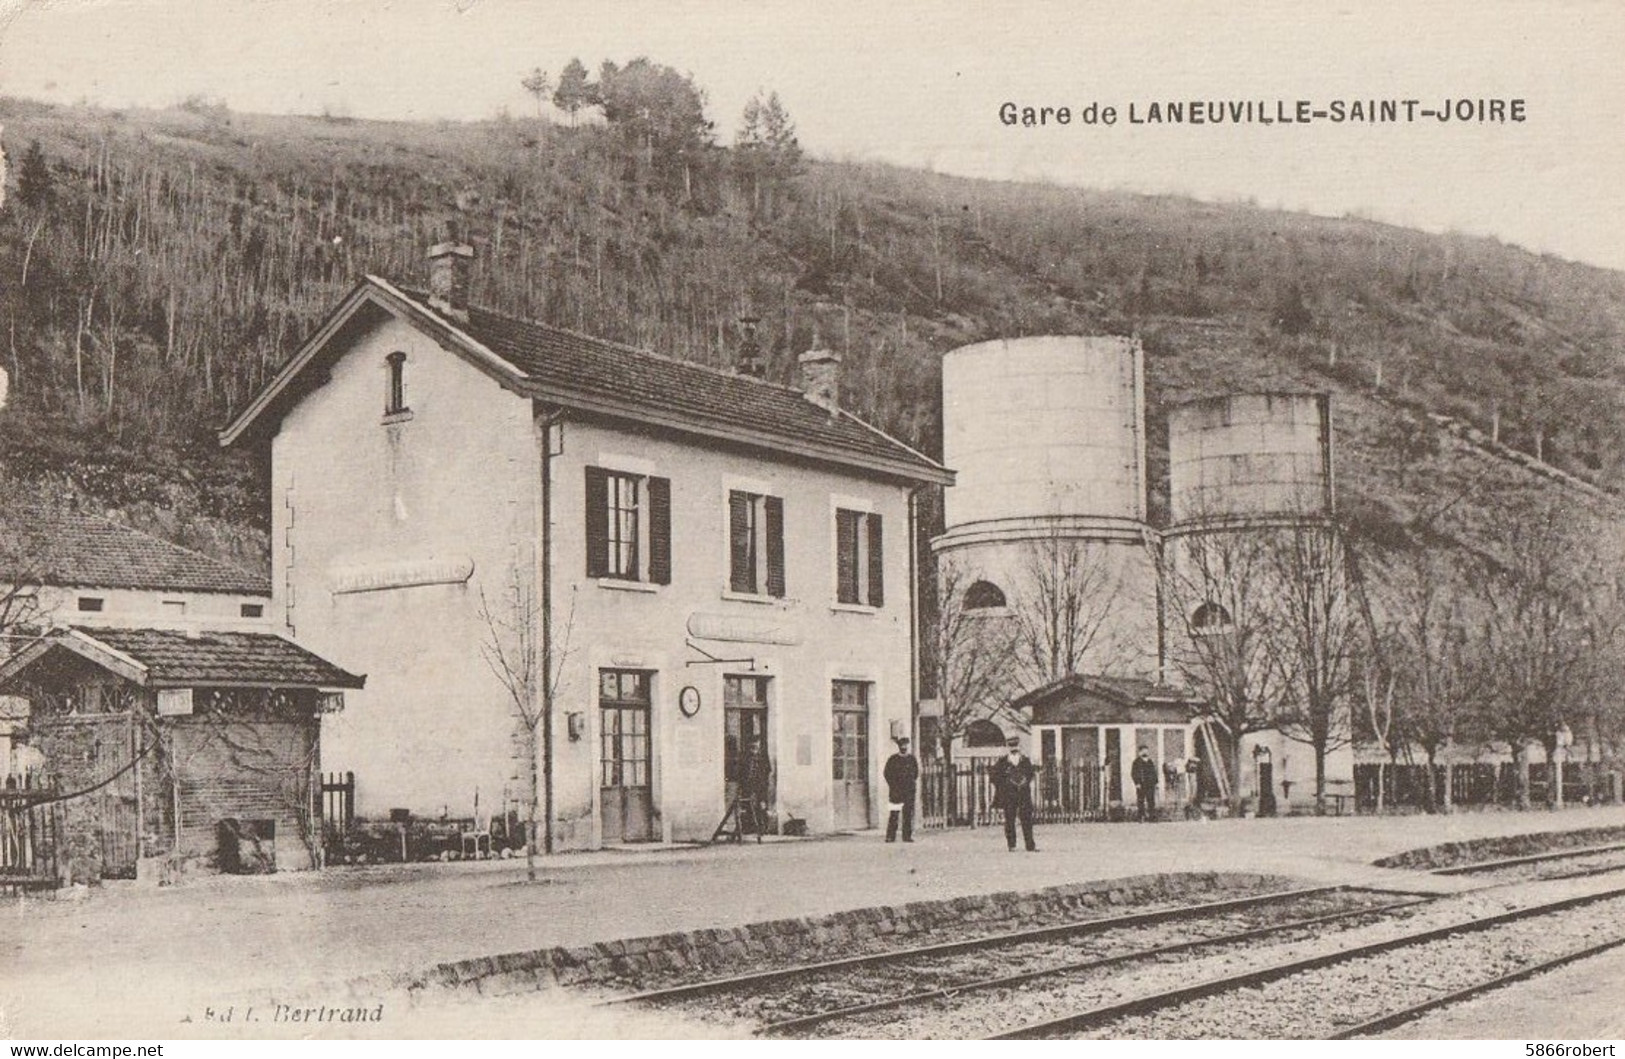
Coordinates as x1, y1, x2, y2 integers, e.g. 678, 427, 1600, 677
2, 63, 1623, 809
0, 68, 1621, 563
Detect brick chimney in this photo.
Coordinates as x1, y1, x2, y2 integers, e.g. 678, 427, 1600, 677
427, 241, 473, 322
735, 315, 765, 378
799, 345, 841, 410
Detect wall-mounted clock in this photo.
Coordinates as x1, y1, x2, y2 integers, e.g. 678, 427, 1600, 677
678, 685, 702, 718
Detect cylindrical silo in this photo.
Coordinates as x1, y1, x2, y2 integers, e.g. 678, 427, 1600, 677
931, 335, 1160, 683
1167, 393, 1332, 527
939, 335, 1146, 543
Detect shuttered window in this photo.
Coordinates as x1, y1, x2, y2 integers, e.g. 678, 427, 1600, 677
729, 491, 786, 597
647, 477, 671, 585
835, 509, 861, 604
586, 466, 670, 584
835, 508, 883, 607
729, 491, 757, 593
764, 496, 785, 598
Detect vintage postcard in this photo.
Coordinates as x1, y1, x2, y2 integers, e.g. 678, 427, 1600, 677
0, 0, 1622, 1047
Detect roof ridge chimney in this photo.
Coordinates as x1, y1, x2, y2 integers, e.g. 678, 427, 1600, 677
734, 315, 765, 378
427, 241, 473, 322
798, 342, 841, 413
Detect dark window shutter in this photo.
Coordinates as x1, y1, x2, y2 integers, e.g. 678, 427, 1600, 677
765, 495, 785, 598
585, 466, 609, 578
647, 476, 672, 585
729, 491, 753, 593
866, 513, 884, 608
836, 509, 859, 604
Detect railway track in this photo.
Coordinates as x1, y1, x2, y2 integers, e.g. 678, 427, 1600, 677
992, 877, 1625, 1039
613, 885, 1422, 1035
1433, 841, 1625, 883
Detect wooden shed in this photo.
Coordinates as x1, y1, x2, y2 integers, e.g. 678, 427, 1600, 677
0, 627, 363, 882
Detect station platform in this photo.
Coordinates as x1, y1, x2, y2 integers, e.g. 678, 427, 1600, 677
6, 805, 1625, 1037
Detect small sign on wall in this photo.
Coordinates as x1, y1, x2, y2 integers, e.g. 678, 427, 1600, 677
157, 688, 194, 716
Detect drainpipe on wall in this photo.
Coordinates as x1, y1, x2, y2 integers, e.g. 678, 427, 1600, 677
908, 485, 926, 746
537, 407, 569, 855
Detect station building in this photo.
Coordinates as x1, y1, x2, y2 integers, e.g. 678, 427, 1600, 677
221, 244, 952, 850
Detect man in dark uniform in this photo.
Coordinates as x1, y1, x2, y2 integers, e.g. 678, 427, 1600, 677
883, 736, 919, 842
1131, 746, 1159, 821
990, 736, 1038, 852
741, 736, 773, 838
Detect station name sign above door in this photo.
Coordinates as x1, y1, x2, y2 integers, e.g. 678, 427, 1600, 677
329, 557, 475, 595
686, 612, 802, 646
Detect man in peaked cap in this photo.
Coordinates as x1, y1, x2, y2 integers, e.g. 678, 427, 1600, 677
990, 735, 1038, 852
883, 735, 919, 843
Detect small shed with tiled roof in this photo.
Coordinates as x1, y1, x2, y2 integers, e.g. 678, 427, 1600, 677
1011, 674, 1208, 812
0, 627, 363, 882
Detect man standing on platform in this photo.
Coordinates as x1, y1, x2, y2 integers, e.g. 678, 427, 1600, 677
1131, 746, 1159, 821
991, 736, 1038, 852
883, 736, 919, 842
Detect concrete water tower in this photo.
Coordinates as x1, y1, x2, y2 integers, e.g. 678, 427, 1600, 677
932, 336, 1159, 680
1163, 391, 1347, 810
1167, 392, 1333, 528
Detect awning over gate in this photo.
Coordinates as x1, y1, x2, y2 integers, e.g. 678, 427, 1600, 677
1012, 674, 1205, 727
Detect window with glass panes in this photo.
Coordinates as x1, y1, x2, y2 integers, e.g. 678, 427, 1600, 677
724, 675, 771, 787
585, 467, 671, 584
830, 680, 870, 781
834, 508, 883, 606
605, 474, 640, 579
599, 669, 652, 789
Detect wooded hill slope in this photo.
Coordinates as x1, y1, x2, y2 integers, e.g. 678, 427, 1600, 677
1, 95, 1621, 570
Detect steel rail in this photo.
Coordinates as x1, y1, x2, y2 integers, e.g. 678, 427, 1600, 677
760, 896, 1427, 1036
1330, 932, 1625, 1039
607, 884, 1350, 1006
989, 879, 1625, 1040
1432, 841, 1625, 876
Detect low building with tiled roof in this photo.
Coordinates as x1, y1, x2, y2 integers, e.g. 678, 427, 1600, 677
0, 625, 364, 882
220, 242, 953, 852
0, 501, 272, 643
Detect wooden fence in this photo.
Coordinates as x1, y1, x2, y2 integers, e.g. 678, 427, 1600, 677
1, 773, 64, 890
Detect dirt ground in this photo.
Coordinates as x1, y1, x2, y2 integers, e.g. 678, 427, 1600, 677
6, 805, 1625, 1039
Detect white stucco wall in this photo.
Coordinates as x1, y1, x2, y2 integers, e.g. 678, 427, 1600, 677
547, 420, 916, 848
272, 311, 919, 848
273, 314, 541, 820
26, 584, 273, 633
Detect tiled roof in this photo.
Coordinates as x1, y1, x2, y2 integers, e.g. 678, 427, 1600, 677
1009, 674, 1204, 711
219, 276, 952, 485
76, 627, 364, 689
0, 503, 269, 595
429, 293, 947, 481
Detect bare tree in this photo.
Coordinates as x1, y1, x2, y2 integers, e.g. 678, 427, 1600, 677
923, 558, 1020, 764
1473, 504, 1596, 809
1360, 540, 1486, 812
1160, 527, 1295, 814
1267, 520, 1359, 813
478, 567, 575, 881
1010, 530, 1138, 687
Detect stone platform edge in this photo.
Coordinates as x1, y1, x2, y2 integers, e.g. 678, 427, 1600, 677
367, 870, 1298, 1000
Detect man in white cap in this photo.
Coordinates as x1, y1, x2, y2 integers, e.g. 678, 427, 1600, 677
991, 735, 1038, 852
883, 735, 919, 843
